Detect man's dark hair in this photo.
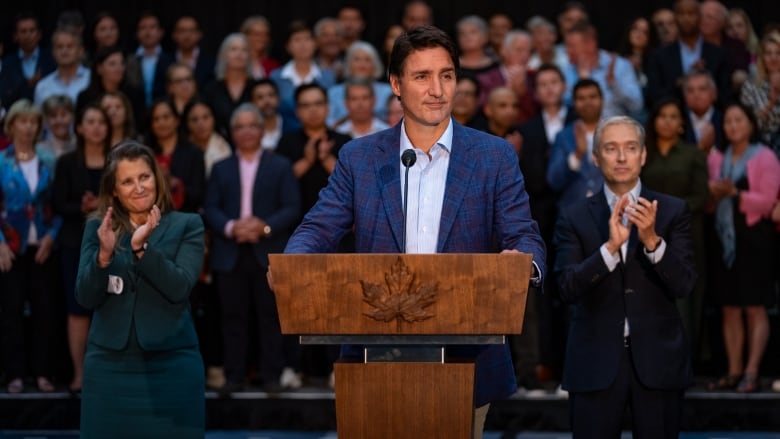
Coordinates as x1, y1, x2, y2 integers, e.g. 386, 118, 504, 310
286, 20, 312, 42
14, 12, 40, 31
253, 78, 279, 96
535, 63, 566, 83
388, 25, 459, 78
457, 74, 481, 97
572, 78, 602, 98
137, 10, 162, 28
294, 83, 328, 105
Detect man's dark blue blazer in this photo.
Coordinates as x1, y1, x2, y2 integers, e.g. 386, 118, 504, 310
204, 151, 301, 272
1, 48, 56, 106
284, 120, 547, 407
554, 187, 696, 393
546, 123, 605, 208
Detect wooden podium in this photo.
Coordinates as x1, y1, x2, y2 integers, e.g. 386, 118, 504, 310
268, 253, 531, 439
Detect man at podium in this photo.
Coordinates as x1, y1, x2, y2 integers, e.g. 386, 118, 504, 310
284, 25, 546, 437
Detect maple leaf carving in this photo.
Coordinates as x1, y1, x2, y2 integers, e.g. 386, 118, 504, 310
362, 257, 438, 325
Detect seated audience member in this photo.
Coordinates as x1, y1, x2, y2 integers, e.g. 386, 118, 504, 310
487, 13, 513, 60
477, 30, 538, 123
166, 62, 198, 115
706, 102, 780, 393
182, 99, 231, 178
700, 0, 751, 93
100, 91, 139, 146
128, 11, 174, 107
452, 75, 483, 128
652, 7, 679, 45
740, 32, 780, 153
0, 99, 61, 394
547, 79, 604, 207
337, 6, 366, 51
646, 0, 730, 107
1, 13, 56, 104
241, 16, 281, 80
527, 16, 569, 71
172, 15, 216, 88
34, 28, 91, 108
203, 33, 257, 137
334, 79, 388, 138
682, 69, 724, 153
326, 41, 393, 127
313, 18, 346, 81
38, 95, 76, 158
641, 97, 709, 351
457, 15, 499, 79
146, 98, 206, 213
271, 21, 337, 134
251, 79, 286, 150
203, 104, 300, 392
385, 94, 404, 127
563, 21, 643, 118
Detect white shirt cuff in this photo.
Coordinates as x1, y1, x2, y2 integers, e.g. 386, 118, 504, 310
643, 238, 666, 264
600, 244, 620, 272
530, 261, 542, 287
224, 220, 236, 238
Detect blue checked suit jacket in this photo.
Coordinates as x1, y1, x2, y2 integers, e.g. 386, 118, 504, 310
285, 119, 546, 406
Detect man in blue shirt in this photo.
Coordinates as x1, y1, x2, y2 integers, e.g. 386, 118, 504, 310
0, 13, 55, 108
33, 28, 90, 108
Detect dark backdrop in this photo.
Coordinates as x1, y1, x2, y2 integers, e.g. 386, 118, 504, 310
1, 1, 779, 62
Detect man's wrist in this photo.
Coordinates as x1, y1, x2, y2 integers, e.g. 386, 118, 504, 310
645, 237, 662, 252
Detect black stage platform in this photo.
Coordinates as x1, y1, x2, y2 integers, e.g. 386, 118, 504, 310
2, 380, 779, 433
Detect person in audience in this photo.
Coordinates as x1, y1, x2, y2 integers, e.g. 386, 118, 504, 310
241, 16, 281, 80
382, 25, 405, 66
0, 13, 56, 104
337, 6, 366, 51
166, 62, 198, 115
641, 97, 709, 354
527, 16, 569, 71
401, 0, 433, 31
313, 18, 346, 81
172, 15, 216, 88
452, 75, 482, 128
385, 94, 404, 127
129, 11, 173, 107
182, 98, 231, 177
100, 90, 139, 146
556, 2, 589, 37
487, 13, 513, 60
700, 0, 751, 93
76, 141, 205, 437
726, 9, 760, 64
53, 103, 111, 393
250, 79, 286, 149
0, 99, 61, 394
706, 102, 780, 393
457, 15, 498, 79
547, 79, 605, 207
740, 31, 780, 153
86, 12, 121, 61
271, 21, 337, 133
682, 69, 724, 153
203, 104, 300, 392
146, 98, 205, 213
34, 28, 91, 108
327, 41, 393, 127
76, 45, 145, 128
563, 21, 644, 118
38, 95, 76, 158
618, 16, 659, 113
482, 87, 522, 153
203, 33, 257, 137
652, 7, 679, 45
334, 79, 389, 138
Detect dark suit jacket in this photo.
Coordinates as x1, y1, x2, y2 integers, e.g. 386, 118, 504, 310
0, 48, 56, 105
546, 123, 604, 208
165, 141, 206, 213
284, 120, 547, 406
646, 40, 730, 108
203, 151, 301, 272
126, 50, 174, 105
684, 107, 725, 151
553, 188, 696, 393
191, 51, 216, 89
76, 211, 204, 351
52, 151, 101, 249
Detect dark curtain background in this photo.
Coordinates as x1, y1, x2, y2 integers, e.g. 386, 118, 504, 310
2, 1, 779, 62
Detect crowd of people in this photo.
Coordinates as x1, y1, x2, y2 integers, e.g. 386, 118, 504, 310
0, 0, 779, 408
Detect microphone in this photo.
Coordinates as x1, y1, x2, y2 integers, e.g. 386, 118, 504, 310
401, 149, 417, 253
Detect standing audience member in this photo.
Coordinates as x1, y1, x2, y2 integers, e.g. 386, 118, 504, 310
652, 8, 679, 45
452, 75, 482, 128
487, 13, 513, 60
726, 9, 760, 64
563, 22, 644, 118
0, 13, 56, 105
203, 104, 300, 392
699, 0, 751, 92
401, 0, 434, 31
327, 41, 393, 126
251, 80, 286, 150
641, 97, 709, 353
556, 2, 589, 37
527, 16, 569, 71
271, 21, 337, 133
130, 11, 174, 107
477, 31, 537, 123
335, 79, 389, 138
313, 18, 346, 81
86, 12, 121, 61
337, 6, 366, 51
76, 141, 205, 438
34, 28, 90, 108
385, 94, 404, 127
740, 32, 780, 153
172, 15, 216, 88
547, 79, 605, 207
682, 70, 724, 153
203, 33, 257, 137
382, 25, 405, 65
457, 16, 498, 80
182, 99, 231, 177
706, 102, 780, 393
146, 99, 206, 213
241, 16, 281, 80
618, 17, 659, 111
38, 95, 76, 158
482, 87, 523, 154
0, 100, 61, 394
100, 91, 139, 146
53, 103, 111, 393
166, 63, 199, 115
554, 115, 696, 439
